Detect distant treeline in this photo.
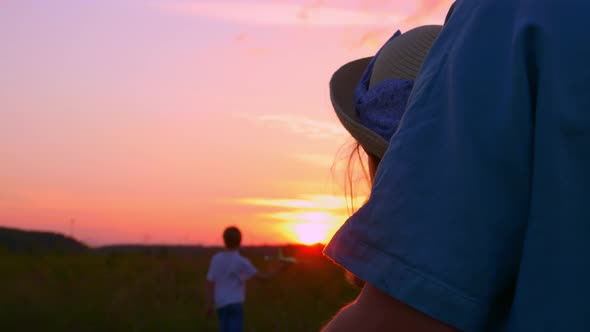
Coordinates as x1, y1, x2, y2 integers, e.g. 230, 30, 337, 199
0, 226, 88, 253
0, 226, 325, 256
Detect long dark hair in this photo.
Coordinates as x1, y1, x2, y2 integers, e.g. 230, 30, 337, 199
341, 141, 381, 289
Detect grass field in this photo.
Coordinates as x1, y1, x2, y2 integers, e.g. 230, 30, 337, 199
0, 247, 358, 332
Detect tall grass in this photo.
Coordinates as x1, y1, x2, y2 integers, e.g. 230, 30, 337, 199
0, 250, 357, 331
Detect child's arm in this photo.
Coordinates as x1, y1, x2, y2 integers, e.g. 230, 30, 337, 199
253, 261, 288, 280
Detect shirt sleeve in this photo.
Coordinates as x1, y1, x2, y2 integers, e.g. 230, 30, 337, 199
240, 257, 258, 281
324, 1, 538, 331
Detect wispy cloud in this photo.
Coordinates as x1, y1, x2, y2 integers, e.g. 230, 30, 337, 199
401, 0, 454, 26
155, 1, 409, 27
357, 0, 450, 22
263, 210, 344, 225
297, 0, 327, 23
351, 0, 453, 49
242, 113, 346, 140
237, 194, 348, 210
354, 27, 391, 49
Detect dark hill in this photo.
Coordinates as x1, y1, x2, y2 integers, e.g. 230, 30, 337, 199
0, 226, 88, 253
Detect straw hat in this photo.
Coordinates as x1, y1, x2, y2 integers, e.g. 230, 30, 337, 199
330, 25, 442, 159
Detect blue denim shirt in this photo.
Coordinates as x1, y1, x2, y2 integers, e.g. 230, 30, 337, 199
324, 0, 590, 331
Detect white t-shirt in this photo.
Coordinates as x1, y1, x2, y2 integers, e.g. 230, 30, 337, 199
206, 250, 258, 309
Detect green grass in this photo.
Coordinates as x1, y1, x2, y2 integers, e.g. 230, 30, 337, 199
0, 250, 358, 331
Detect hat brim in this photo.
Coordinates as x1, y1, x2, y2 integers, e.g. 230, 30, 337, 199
330, 57, 389, 159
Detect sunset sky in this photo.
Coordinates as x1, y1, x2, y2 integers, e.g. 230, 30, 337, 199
0, 0, 453, 246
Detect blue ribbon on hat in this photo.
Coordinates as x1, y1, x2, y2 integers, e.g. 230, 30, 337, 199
354, 30, 415, 144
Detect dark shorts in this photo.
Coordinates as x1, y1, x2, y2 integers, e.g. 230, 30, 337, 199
216, 303, 244, 332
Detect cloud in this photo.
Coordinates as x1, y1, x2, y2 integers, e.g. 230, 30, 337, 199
237, 194, 348, 210
402, 0, 454, 26
354, 28, 391, 49
351, 0, 454, 49
155, 1, 409, 27
358, 0, 416, 12
242, 113, 346, 140
262, 210, 344, 225
357, 0, 450, 21
297, 0, 327, 23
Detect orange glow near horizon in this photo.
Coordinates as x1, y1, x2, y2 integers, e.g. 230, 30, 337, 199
235, 195, 368, 245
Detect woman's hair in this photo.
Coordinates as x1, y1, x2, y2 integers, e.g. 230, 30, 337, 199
341, 142, 380, 213
341, 141, 381, 289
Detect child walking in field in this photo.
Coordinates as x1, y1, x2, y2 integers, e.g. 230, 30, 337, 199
205, 226, 285, 332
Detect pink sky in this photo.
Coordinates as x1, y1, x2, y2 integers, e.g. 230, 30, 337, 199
0, 0, 454, 246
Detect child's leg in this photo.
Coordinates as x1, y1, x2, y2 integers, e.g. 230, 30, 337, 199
226, 303, 244, 332
216, 305, 229, 332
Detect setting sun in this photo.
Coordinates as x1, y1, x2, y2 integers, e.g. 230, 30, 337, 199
293, 222, 329, 245
240, 195, 363, 245
271, 211, 344, 244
